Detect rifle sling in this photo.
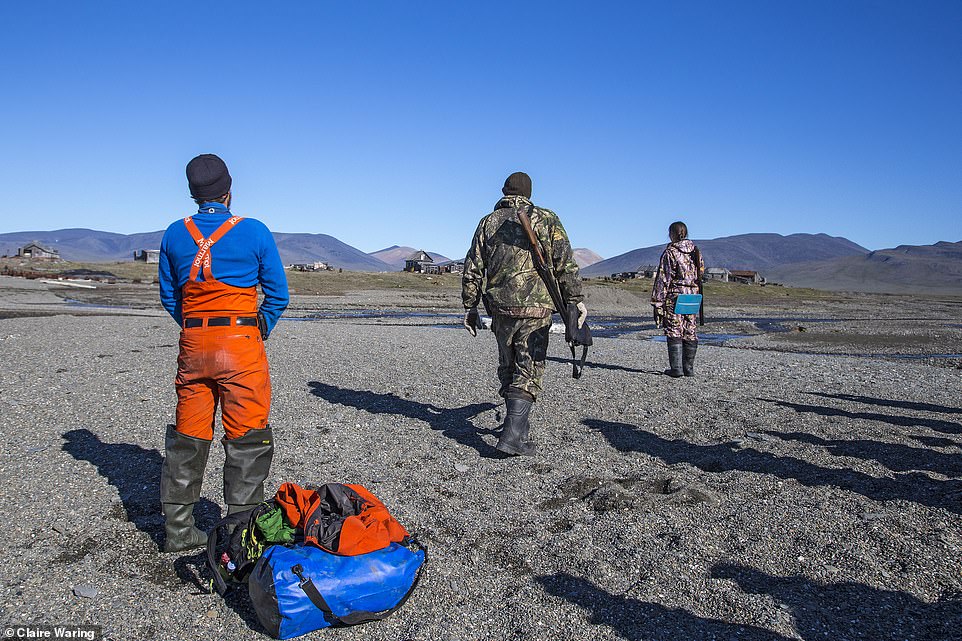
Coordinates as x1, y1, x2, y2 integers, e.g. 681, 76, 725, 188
517, 205, 589, 379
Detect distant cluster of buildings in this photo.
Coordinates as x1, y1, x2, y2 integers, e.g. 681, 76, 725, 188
288, 261, 334, 272
609, 265, 765, 285
130, 250, 337, 272
8, 243, 762, 285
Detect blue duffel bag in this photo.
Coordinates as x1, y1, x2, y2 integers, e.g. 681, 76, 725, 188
248, 540, 426, 639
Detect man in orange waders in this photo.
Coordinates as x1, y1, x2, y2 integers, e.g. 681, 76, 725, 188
157, 154, 289, 552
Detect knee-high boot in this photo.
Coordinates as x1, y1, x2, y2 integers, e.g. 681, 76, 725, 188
223, 427, 275, 515
682, 340, 697, 377
160, 426, 211, 552
496, 397, 535, 456
665, 339, 684, 378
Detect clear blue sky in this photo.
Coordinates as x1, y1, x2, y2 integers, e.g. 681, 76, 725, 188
1, 1, 959, 260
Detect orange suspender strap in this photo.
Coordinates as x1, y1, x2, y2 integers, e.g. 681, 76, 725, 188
183, 216, 244, 282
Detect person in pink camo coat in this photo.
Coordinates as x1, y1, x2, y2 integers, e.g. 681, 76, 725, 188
651, 221, 705, 377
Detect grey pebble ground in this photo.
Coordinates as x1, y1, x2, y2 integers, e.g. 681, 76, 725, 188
0, 281, 960, 640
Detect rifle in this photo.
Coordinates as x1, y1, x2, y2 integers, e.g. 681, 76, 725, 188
516, 205, 592, 379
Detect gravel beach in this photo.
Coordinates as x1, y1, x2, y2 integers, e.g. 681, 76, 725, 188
0, 276, 960, 641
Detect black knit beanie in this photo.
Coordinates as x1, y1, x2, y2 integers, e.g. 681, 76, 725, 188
186, 154, 232, 201
502, 172, 532, 199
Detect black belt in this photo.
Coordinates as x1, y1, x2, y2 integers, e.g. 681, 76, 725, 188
183, 316, 258, 328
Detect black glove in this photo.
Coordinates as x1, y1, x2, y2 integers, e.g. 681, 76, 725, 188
652, 305, 665, 326
464, 307, 481, 337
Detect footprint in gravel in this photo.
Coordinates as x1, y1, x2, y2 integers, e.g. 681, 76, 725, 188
648, 477, 676, 495
53, 537, 99, 564
675, 486, 721, 506
540, 475, 721, 512
548, 518, 575, 533
538, 477, 606, 510
495, 550, 534, 577
589, 483, 640, 512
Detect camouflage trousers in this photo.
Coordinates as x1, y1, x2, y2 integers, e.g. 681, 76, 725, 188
664, 298, 698, 341
491, 313, 552, 402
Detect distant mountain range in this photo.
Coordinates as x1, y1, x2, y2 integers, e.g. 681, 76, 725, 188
0, 228, 393, 272
573, 248, 603, 268
273, 233, 392, 271
3, 228, 958, 293
368, 245, 452, 270
581, 233, 869, 276
766, 240, 962, 294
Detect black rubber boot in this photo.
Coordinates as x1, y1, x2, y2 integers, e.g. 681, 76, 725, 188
665, 339, 684, 378
496, 398, 536, 456
683, 340, 697, 377
223, 427, 274, 514
160, 426, 211, 552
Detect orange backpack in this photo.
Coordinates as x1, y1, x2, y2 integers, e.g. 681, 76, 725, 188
274, 482, 409, 556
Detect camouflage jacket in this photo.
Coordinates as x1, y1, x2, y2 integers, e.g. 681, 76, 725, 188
462, 195, 583, 317
651, 239, 705, 306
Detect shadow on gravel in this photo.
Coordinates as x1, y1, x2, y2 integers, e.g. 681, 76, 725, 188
763, 431, 962, 478
173, 552, 265, 632
62, 429, 222, 548
762, 398, 962, 435
536, 573, 792, 641
546, 355, 662, 375
307, 382, 503, 457
712, 562, 962, 641
582, 419, 962, 515
171, 551, 211, 593
806, 392, 962, 415
909, 434, 961, 449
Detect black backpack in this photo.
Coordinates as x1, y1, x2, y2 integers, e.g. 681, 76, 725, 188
206, 502, 280, 595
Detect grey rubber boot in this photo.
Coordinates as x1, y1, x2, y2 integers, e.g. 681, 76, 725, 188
665, 339, 684, 378
682, 340, 698, 377
496, 398, 536, 456
223, 427, 274, 515
160, 426, 211, 552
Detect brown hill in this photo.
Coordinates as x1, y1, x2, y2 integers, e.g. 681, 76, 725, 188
767, 240, 962, 294
573, 248, 604, 268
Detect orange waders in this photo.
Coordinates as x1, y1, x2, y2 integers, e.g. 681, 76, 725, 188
160, 216, 275, 552
175, 216, 270, 440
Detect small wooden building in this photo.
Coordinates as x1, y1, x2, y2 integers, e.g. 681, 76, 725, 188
404, 250, 434, 273
17, 242, 60, 260
705, 267, 731, 282
440, 261, 464, 274
730, 270, 764, 284
133, 249, 161, 263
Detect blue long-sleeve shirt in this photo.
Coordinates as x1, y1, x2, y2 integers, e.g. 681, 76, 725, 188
158, 202, 289, 335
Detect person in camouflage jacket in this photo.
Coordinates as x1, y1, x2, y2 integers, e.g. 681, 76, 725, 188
461, 171, 586, 456
651, 220, 705, 377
